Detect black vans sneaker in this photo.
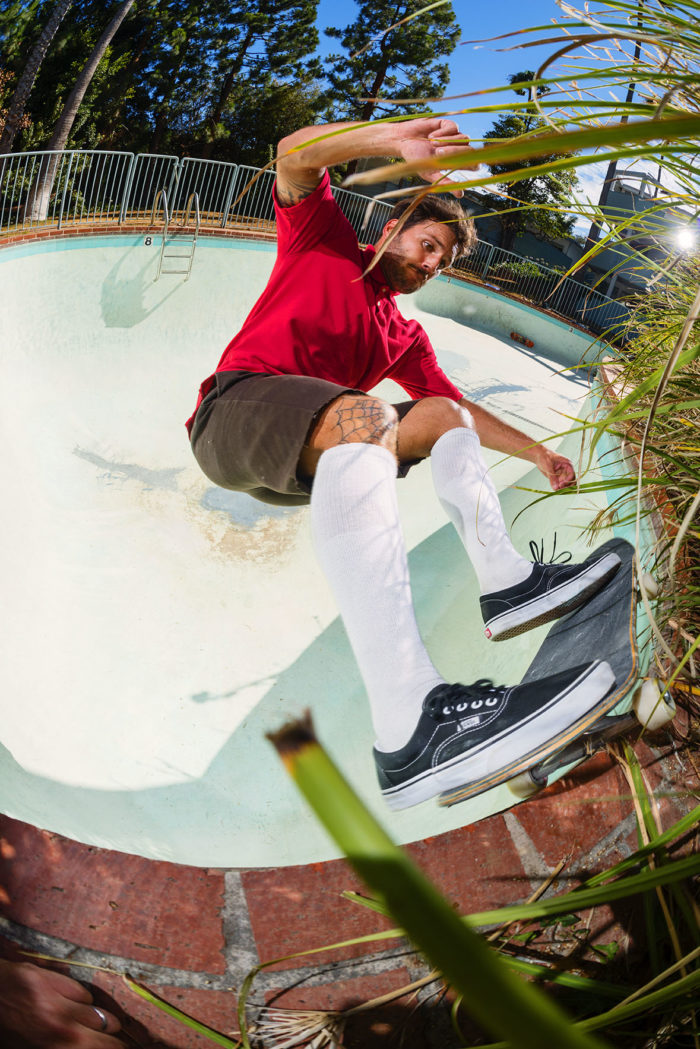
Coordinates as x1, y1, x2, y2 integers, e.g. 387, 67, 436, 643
481, 549, 621, 641
373, 661, 615, 810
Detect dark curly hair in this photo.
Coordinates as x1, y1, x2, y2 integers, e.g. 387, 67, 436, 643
389, 193, 476, 259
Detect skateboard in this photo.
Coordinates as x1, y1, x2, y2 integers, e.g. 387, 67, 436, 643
439, 537, 675, 807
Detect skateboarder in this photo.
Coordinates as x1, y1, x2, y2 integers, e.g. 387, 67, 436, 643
187, 116, 620, 809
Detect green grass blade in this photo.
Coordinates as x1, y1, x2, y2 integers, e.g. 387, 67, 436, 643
583, 804, 700, 887
340, 853, 700, 930
476, 968, 700, 1049
344, 113, 700, 189
124, 976, 240, 1047
578, 968, 700, 1033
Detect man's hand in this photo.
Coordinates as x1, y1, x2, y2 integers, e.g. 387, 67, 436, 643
396, 118, 477, 195
0, 961, 124, 1048
537, 449, 576, 491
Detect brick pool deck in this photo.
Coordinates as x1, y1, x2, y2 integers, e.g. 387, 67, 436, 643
1, 721, 697, 1048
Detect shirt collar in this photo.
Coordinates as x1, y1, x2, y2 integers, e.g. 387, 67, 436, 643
361, 245, 396, 297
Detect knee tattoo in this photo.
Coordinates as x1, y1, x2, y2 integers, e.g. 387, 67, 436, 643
331, 398, 398, 449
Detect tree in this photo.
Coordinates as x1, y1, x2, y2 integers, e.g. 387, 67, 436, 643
26, 0, 136, 219
482, 72, 580, 252
44, 0, 135, 153
0, 1, 323, 160
198, 0, 320, 158
0, 2, 46, 65
323, 0, 460, 123
0, 1, 126, 152
100, 1, 320, 159
213, 78, 324, 167
0, 65, 32, 143
0, 0, 73, 153
131, 2, 208, 154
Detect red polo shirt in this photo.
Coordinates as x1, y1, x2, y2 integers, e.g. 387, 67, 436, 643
186, 171, 461, 433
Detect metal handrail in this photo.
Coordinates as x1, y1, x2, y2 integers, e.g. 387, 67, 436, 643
153, 189, 199, 280
149, 187, 170, 230
182, 191, 200, 230
180, 192, 200, 280
152, 188, 170, 281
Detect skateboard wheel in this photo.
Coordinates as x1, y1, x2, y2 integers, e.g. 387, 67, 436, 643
638, 572, 659, 600
633, 679, 676, 731
507, 770, 546, 799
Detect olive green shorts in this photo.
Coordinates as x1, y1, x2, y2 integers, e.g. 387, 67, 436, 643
189, 370, 420, 506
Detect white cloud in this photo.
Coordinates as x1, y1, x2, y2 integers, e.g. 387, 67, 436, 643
569, 159, 609, 235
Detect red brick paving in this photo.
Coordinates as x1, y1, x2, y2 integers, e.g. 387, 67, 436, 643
241, 857, 404, 968
1, 734, 697, 1047
262, 965, 417, 1011
512, 753, 633, 873
242, 815, 531, 973
405, 816, 529, 911
0, 816, 226, 972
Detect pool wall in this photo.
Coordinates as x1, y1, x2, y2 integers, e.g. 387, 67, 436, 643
415, 272, 613, 368
1, 230, 614, 368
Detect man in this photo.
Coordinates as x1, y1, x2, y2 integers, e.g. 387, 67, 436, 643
187, 117, 619, 810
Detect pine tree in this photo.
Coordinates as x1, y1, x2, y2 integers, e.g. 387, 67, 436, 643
482, 72, 579, 252
216, 79, 325, 167
198, 0, 320, 158
107, 0, 321, 158
323, 0, 459, 122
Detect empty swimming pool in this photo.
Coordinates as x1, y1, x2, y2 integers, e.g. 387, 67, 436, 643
0, 232, 641, 867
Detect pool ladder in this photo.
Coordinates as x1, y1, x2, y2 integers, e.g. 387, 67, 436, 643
150, 190, 200, 280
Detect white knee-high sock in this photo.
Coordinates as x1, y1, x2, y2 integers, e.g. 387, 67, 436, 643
311, 443, 444, 751
431, 427, 532, 593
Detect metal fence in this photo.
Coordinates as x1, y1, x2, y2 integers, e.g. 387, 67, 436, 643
0, 147, 627, 338
455, 239, 630, 339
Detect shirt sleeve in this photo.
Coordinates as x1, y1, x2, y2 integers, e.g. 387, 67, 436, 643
389, 328, 464, 402
273, 171, 357, 257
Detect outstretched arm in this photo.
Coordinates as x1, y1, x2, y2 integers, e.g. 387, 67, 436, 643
275, 117, 471, 207
461, 398, 576, 491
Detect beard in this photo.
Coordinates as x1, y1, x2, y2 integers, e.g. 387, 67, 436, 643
379, 250, 427, 294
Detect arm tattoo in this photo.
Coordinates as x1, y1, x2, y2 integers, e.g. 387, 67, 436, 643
275, 173, 319, 207
331, 398, 398, 452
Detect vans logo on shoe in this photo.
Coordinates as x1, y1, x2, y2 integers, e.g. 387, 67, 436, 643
425, 681, 508, 734
456, 700, 501, 732
458, 715, 481, 731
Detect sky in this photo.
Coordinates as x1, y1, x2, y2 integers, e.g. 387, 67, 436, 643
316, 0, 566, 141
313, 0, 620, 234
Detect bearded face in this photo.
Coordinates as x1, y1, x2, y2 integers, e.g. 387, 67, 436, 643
378, 220, 458, 294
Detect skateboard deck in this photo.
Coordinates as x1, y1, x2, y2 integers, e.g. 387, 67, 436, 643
439, 537, 655, 807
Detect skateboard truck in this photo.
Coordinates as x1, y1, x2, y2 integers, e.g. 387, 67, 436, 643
503, 682, 675, 801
